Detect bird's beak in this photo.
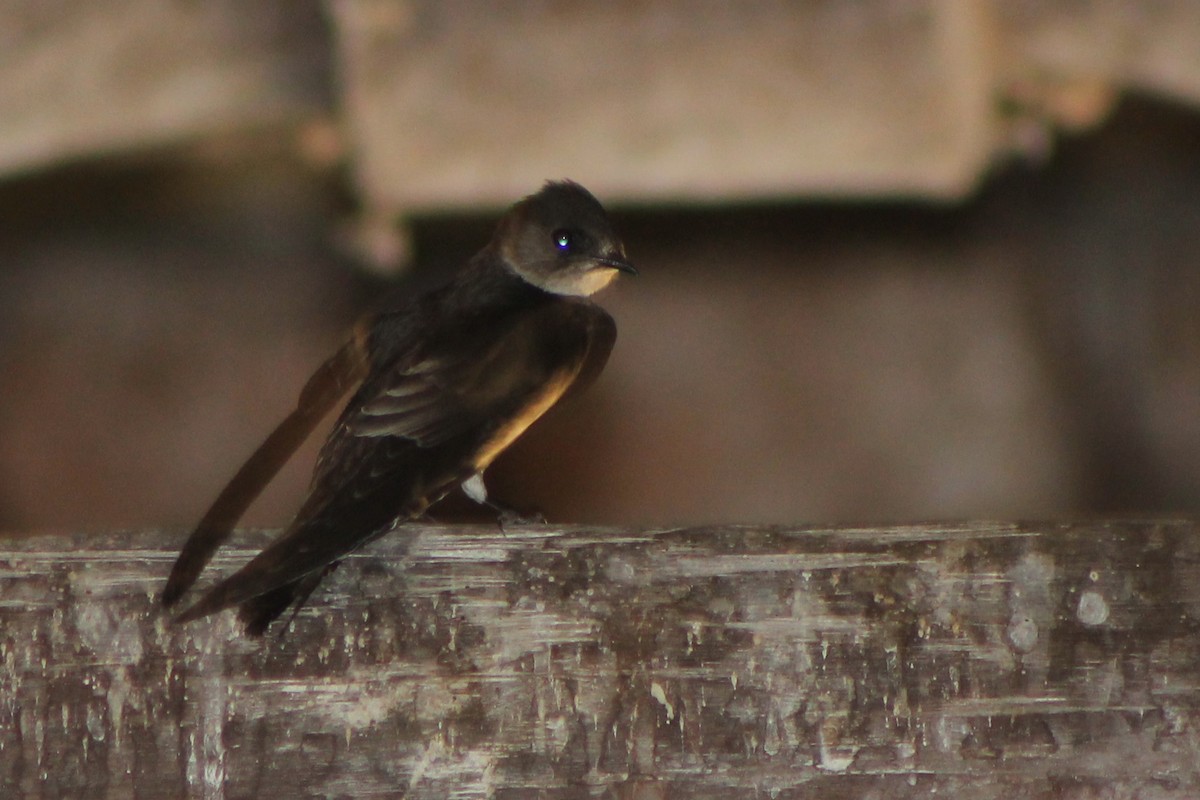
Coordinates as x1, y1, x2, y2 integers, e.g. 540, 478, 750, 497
597, 256, 638, 276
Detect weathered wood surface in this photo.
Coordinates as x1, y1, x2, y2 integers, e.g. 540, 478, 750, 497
9, 2, 1200, 206
0, 0, 330, 176
3, 521, 1200, 798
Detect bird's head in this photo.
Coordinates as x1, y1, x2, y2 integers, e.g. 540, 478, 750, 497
495, 180, 636, 297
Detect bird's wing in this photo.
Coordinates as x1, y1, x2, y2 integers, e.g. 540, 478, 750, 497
344, 354, 478, 443
161, 333, 369, 608
173, 302, 608, 625
561, 307, 616, 402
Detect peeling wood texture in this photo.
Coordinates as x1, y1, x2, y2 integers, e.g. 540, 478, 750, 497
3, 521, 1200, 798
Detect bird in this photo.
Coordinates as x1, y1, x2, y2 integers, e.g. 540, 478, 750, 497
161, 180, 635, 634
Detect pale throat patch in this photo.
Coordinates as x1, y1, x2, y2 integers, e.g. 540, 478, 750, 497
530, 266, 618, 297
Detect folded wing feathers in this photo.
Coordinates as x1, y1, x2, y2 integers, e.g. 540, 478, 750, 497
348, 359, 469, 445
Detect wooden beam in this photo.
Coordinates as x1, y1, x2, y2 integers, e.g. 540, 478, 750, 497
3, 521, 1200, 797
0, 0, 330, 176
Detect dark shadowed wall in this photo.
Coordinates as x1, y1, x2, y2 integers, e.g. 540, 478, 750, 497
1, 97, 1197, 531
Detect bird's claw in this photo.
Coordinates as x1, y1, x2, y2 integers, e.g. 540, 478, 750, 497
497, 508, 547, 530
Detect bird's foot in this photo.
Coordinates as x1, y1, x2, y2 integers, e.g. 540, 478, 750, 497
497, 508, 548, 530
461, 472, 545, 529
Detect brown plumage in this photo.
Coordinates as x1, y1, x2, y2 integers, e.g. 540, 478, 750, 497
162, 181, 634, 634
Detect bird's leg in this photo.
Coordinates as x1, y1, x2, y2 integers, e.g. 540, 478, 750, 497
461, 473, 547, 528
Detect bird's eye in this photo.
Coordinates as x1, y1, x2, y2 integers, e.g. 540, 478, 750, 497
552, 229, 573, 253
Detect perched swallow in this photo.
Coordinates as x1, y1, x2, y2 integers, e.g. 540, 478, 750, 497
162, 180, 635, 634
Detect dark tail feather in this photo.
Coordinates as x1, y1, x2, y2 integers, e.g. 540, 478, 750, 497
162, 336, 369, 608
238, 563, 340, 636
237, 582, 297, 636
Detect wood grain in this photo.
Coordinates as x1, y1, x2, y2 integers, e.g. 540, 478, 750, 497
3, 521, 1200, 798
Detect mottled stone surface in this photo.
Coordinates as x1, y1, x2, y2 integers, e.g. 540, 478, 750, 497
3, 521, 1200, 797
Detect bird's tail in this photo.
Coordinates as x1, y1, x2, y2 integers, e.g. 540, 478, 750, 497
162, 334, 369, 608
237, 564, 338, 636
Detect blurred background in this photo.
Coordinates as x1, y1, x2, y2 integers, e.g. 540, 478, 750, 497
1, 1, 1199, 533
